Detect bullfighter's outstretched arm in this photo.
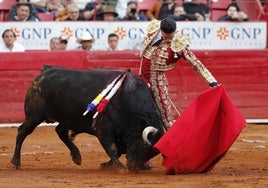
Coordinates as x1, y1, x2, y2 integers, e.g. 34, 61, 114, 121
182, 45, 218, 87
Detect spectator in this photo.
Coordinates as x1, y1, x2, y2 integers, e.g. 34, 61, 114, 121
173, 4, 186, 16
98, 5, 118, 21
0, 29, 25, 52
218, 3, 249, 22
46, 0, 63, 17
9, 0, 40, 21
146, 0, 176, 21
122, 0, 147, 21
195, 11, 206, 21
75, 32, 95, 51
8, 3, 40, 21
83, 0, 106, 21
182, 0, 209, 16
105, 33, 121, 51
168, 4, 198, 21
59, 35, 68, 50
64, 3, 85, 21
30, 0, 48, 13
55, 0, 74, 21
49, 37, 60, 51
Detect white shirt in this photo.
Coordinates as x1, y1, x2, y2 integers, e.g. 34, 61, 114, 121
0, 42, 25, 52
115, 0, 129, 19
106, 47, 122, 51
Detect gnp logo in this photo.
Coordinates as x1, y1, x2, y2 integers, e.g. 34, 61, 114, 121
113, 27, 127, 40
217, 27, 229, 40
217, 27, 262, 40
61, 27, 73, 39
11, 27, 20, 38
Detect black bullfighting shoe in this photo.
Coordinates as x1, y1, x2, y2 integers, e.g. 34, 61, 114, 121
142, 161, 152, 170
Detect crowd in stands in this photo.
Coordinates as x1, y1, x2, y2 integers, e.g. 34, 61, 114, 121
1, 0, 253, 22
0, 27, 122, 52
1, 0, 266, 52
48, 32, 121, 51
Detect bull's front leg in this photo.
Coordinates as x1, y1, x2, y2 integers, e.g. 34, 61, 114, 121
55, 123, 81, 165
99, 141, 126, 172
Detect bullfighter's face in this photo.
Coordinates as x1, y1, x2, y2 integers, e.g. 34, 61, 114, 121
161, 31, 175, 43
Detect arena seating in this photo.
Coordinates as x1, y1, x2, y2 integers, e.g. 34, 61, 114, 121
209, 0, 232, 21
236, 0, 267, 21
138, 0, 155, 12
38, 13, 54, 21
0, 0, 14, 21
0, 0, 267, 22
260, 3, 268, 20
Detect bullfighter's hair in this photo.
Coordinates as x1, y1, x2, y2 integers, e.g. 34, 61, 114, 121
160, 17, 176, 34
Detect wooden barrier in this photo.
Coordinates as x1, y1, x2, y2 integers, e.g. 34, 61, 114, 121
0, 50, 267, 123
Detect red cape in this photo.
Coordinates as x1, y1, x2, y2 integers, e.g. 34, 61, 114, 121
154, 85, 246, 174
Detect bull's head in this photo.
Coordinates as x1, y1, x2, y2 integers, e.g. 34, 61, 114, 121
126, 126, 163, 173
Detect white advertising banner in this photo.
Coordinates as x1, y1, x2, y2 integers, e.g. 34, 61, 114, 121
0, 21, 266, 50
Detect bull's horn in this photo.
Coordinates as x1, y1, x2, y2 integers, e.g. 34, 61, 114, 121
142, 126, 158, 146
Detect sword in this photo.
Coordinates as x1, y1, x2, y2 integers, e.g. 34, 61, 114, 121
168, 97, 181, 116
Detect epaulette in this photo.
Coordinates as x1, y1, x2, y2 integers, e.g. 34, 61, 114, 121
171, 32, 189, 52
140, 19, 160, 57
146, 19, 161, 34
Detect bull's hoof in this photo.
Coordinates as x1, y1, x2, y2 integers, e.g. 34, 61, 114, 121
100, 161, 127, 173
11, 159, 21, 169
12, 163, 21, 169
70, 149, 82, 165
116, 167, 128, 174
72, 158, 81, 165
127, 168, 140, 174
100, 160, 113, 169
72, 156, 81, 165
142, 162, 152, 170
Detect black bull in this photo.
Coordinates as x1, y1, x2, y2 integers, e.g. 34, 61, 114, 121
11, 66, 164, 172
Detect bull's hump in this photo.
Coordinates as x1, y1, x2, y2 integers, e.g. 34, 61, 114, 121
40, 67, 129, 88
43, 66, 125, 76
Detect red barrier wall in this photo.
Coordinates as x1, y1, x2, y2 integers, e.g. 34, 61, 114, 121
0, 50, 267, 123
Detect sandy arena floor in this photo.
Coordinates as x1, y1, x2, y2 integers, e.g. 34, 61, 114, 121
0, 124, 267, 188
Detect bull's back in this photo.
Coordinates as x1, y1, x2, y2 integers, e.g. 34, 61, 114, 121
25, 67, 126, 122
42, 66, 125, 104
40, 66, 125, 91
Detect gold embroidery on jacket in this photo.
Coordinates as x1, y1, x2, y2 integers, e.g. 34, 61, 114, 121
183, 46, 217, 84
140, 19, 161, 57
171, 32, 189, 52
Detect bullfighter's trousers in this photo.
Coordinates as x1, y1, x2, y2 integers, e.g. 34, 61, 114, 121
150, 71, 173, 130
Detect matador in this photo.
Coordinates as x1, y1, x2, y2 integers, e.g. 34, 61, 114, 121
139, 17, 218, 130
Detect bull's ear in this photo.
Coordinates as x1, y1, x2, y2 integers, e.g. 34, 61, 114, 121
142, 126, 158, 145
